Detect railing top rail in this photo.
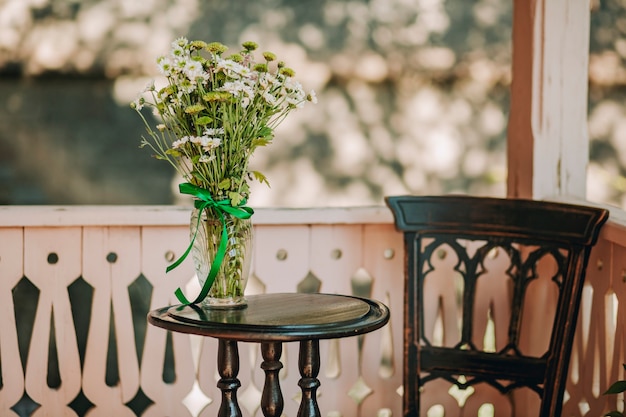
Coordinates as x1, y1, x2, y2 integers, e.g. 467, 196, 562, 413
0, 205, 394, 227
2, 198, 625, 246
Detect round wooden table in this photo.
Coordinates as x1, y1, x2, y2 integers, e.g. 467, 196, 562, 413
148, 292, 390, 417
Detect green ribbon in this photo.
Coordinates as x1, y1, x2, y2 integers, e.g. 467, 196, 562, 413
167, 182, 254, 305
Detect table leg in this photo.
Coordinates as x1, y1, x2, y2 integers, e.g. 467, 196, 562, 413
297, 339, 321, 417
217, 339, 242, 417
260, 342, 284, 416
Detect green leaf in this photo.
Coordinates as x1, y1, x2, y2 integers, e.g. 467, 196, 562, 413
196, 116, 213, 125
191, 171, 204, 182
218, 178, 231, 190
252, 136, 272, 148
259, 126, 272, 137
251, 171, 270, 186
229, 192, 243, 206
165, 149, 182, 157
605, 380, 626, 395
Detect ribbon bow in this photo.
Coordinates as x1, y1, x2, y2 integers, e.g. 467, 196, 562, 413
167, 182, 254, 305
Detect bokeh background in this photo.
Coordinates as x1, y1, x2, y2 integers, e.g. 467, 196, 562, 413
0, 0, 624, 208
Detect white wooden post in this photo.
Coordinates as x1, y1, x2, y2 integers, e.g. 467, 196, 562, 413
507, 0, 591, 200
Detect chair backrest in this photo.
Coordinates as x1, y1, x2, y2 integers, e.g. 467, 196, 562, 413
385, 195, 609, 417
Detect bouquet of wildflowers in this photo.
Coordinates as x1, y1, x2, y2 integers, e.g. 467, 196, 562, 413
132, 37, 316, 206
131, 37, 315, 306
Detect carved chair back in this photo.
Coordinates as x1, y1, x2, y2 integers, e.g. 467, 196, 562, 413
385, 195, 609, 417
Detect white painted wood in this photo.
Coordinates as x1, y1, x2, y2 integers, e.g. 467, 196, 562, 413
532, 0, 591, 199
140, 226, 196, 417
564, 237, 613, 416
252, 225, 311, 294
81, 227, 142, 416
23, 227, 82, 416
359, 224, 404, 415
0, 205, 393, 227
0, 228, 25, 417
308, 225, 364, 417
196, 336, 219, 417
562, 238, 625, 417
508, 0, 591, 199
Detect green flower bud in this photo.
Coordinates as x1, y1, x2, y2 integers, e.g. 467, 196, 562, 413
206, 42, 228, 54
262, 51, 276, 62
242, 41, 258, 52
254, 63, 268, 73
189, 40, 207, 50
229, 54, 244, 63
279, 67, 295, 77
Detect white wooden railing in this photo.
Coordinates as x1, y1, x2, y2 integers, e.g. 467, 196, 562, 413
0, 203, 625, 417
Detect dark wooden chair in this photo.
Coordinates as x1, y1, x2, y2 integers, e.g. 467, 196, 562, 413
385, 195, 609, 417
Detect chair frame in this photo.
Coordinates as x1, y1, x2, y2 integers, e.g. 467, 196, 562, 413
386, 195, 609, 417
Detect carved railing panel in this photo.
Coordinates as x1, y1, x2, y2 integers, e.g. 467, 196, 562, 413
564, 231, 626, 417
23, 227, 83, 416
0, 207, 624, 416
81, 226, 142, 417
0, 211, 403, 417
0, 228, 25, 417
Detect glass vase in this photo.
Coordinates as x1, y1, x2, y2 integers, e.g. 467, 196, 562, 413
190, 204, 253, 309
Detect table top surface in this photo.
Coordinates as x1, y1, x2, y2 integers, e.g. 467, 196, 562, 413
148, 292, 390, 342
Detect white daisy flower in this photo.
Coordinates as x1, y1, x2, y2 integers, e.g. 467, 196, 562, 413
184, 60, 207, 82
218, 80, 250, 98
258, 72, 277, 88
172, 136, 190, 149
197, 136, 221, 151
216, 58, 248, 79
263, 92, 277, 106
205, 138, 221, 149
157, 57, 173, 75
171, 37, 188, 57
143, 80, 155, 92
238, 66, 252, 78
204, 127, 225, 136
